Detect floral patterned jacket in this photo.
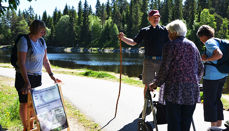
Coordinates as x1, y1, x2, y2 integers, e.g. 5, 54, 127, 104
154, 36, 204, 105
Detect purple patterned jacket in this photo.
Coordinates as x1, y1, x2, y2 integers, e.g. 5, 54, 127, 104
154, 36, 204, 105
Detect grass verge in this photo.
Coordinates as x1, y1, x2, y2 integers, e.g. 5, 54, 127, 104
0, 63, 143, 87
0, 76, 23, 130
64, 100, 100, 130
0, 75, 100, 130
200, 91, 229, 110
222, 98, 229, 111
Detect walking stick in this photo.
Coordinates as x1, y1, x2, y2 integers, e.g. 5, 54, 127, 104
100, 37, 122, 130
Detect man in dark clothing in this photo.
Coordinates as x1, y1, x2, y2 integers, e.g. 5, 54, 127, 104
118, 10, 169, 97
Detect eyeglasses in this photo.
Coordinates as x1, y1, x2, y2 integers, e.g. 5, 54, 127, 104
40, 29, 46, 35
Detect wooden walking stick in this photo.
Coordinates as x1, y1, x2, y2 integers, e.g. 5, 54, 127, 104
100, 37, 123, 130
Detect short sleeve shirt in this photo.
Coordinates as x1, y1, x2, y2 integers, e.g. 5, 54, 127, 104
204, 38, 228, 80
17, 36, 47, 75
133, 25, 169, 56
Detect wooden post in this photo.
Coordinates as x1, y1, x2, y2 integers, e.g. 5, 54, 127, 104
57, 84, 70, 131
27, 91, 40, 131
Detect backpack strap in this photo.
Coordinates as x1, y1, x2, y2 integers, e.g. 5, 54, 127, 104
23, 35, 32, 50
39, 37, 44, 46
22, 34, 33, 55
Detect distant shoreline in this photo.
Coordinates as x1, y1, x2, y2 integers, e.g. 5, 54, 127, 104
0, 45, 145, 54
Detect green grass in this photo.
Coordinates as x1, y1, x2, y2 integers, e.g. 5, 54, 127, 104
0, 63, 13, 68
0, 77, 23, 130
200, 91, 229, 110
222, 98, 229, 110
47, 64, 144, 87
64, 100, 100, 130
0, 75, 100, 130
79, 70, 116, 79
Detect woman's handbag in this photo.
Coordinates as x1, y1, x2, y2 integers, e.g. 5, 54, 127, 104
153, 101, 167, 124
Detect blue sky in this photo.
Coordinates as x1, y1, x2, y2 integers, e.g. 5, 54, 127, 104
16, 0, 108, 17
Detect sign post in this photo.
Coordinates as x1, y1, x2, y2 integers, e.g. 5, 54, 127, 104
27, 91, 40, 131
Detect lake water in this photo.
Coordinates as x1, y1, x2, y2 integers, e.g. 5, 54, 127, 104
0, 50, 144, 77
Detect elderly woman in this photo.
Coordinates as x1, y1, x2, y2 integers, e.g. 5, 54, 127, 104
149, 20, 204, 131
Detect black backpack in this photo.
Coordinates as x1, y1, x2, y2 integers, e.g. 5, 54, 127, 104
205, 38, 229, 73
10, 34, 44, 68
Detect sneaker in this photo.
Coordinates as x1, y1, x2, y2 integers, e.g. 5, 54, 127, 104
207, 126, 223, 131
225, 120, 229, 128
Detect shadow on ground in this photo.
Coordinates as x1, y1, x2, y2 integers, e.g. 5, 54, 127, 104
119, 118, 154, 131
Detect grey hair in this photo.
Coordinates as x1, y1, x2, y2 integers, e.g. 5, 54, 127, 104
166, 20, 187, 37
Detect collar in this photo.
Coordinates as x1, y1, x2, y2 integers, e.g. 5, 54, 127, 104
150, 25, 159, 29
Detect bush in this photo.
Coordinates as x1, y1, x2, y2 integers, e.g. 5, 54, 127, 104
80, 70, 115, 79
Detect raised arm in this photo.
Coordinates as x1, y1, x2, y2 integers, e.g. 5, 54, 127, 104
118, 32, 137, 46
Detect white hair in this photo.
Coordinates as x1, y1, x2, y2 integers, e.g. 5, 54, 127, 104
166, 19, 187, 37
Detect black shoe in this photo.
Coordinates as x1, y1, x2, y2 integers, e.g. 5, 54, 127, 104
138, 119, 154, 131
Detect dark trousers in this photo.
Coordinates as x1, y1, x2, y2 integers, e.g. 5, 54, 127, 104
15, 72, 42, 103
203, 77, 226, 122
166, 101, 196, 131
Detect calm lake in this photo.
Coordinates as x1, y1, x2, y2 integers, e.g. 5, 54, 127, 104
0, 50, 144, 77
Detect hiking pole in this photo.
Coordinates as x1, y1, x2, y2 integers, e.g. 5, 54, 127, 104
100, 37, 122, 130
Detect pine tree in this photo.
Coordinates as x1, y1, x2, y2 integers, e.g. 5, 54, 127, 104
112, 1, 121, 30
106, 0, 111, 19
63, 4, 69, 15
77, 0, 83, 26
150, 0, 158, 10
49, 22, 55, 45
197, 0, 208, 21
126, 0, 133, 37
42, 11, 48, 25
173, 0, 183, 20
35, 14, 38, 20
161, 0, 172, 24
95, 0, 101, 17
101, 4, 107, 26
131, 0, 142, 35
89, 5, 92, 15
80, 0, 90, 47
183, 0, 196, 29
88, 15, 102, 47
140, 0, 148, 28
69, 7, 77, 47
227, 6, 229, 19
10, 10, 19, 41
53, 8, 59, 25
55, 15, 72, 46
18, 9, 22, 17
221, 0, 229, 18
46, 16, 53, 28
57, 11, 62, 23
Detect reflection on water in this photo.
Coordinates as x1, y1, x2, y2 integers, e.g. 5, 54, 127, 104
0, 50, 144, 77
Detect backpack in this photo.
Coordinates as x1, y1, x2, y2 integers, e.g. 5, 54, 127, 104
205, 38, 229, 73
10, 34, 44, 69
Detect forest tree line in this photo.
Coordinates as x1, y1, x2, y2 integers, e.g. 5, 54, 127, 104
0, 0, 229, 50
